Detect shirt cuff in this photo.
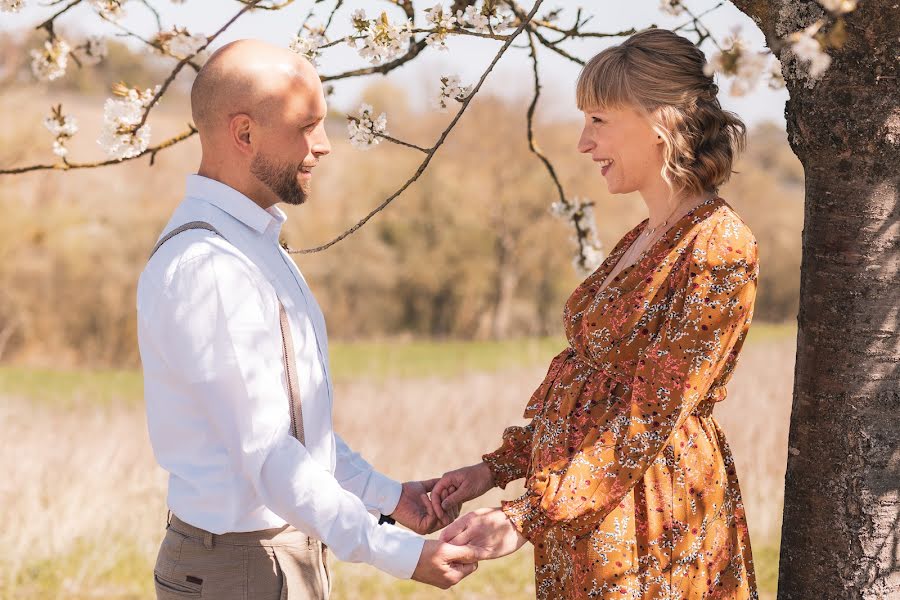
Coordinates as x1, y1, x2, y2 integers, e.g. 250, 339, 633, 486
364, 471, 403, 516
369, 520, 425, 579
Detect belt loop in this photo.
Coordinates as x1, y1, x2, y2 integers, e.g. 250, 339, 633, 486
203, 530, 214, 550
166, 510, 172, 529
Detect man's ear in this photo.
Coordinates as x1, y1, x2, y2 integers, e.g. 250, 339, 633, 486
229, 113, 253, 155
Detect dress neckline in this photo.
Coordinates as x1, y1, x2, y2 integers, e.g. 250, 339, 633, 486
593, 196, 723, 297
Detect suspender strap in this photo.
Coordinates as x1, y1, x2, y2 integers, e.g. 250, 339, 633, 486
149, 221, 221, 260
148, 221, 306, 445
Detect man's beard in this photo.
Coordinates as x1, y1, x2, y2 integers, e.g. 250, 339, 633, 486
250, 151, 310, 206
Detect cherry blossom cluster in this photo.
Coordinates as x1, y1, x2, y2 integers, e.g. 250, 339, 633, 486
551, 198, 604, 276
347, 104, 388, 150
43, 105, 79, 159
98, 84, 160, 160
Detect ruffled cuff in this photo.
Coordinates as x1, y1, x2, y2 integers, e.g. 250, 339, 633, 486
500, 492, 550, 543
481, 449, 521, 490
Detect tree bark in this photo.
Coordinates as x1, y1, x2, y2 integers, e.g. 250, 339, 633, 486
729, 1, 899, 598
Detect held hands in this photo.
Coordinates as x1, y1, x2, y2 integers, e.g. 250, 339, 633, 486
395, 469, 499, 589
440, 507, 527, 561
411, 540, 480, 589
391, 479, 461, 535
429, 462, 496, 523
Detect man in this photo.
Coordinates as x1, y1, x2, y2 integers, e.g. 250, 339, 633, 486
137, 39, 476, 599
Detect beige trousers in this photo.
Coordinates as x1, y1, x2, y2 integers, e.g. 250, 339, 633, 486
154, 514, 331, 600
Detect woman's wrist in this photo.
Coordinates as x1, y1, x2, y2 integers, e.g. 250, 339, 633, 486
476, 460, 497, 491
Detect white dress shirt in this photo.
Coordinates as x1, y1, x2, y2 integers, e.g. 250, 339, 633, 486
137, 175, 424, 579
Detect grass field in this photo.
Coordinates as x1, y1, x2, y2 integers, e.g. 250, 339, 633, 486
0, 326, 794, 599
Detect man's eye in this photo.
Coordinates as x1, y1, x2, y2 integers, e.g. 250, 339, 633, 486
592, 117, 604, 124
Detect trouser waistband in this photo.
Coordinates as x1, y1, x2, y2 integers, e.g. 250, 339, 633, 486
167, 512, 318, 549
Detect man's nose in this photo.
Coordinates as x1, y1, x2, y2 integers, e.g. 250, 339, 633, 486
311, 124, 331, 157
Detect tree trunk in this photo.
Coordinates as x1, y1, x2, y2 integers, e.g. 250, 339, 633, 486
730, 1, 899, 598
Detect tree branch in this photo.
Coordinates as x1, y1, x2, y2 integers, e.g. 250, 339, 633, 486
286, 0, 547, 254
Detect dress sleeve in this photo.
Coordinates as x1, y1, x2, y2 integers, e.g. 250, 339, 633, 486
501, 222, 759, 541
482, 422, 536, 489
481, 348, 572, 489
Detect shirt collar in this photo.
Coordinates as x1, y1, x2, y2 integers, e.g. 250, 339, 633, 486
185, 174, 286, 240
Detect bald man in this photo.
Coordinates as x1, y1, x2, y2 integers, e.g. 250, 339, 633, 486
137, 40, 476, 600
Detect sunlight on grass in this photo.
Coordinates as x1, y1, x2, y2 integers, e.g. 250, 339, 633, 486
0, 324, 795, 408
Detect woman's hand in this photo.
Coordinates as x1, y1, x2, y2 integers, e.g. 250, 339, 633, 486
439, 507, 527, 561
430, 462, 496, 522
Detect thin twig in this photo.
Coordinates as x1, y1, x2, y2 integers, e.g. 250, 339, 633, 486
524, 31, 594, 267
0, 126, 198, 175
35, 0, 82, 35
139, 0, 163, 31
133, 0, 263, 132
287, 0, 547, 254
102, 15, 202, 72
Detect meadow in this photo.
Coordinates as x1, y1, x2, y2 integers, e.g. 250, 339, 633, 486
0, 326, 793, 600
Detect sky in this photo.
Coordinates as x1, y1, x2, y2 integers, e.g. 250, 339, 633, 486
2, 0, 789, 127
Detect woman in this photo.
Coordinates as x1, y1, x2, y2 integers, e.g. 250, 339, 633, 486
430, 28, 760, 599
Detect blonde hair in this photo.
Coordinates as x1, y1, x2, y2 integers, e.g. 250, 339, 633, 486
576, 28, 746, 197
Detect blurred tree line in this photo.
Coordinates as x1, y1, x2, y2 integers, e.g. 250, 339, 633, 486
0, 31, 803, 368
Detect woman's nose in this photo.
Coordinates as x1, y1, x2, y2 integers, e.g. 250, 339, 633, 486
577, 129, 594, 154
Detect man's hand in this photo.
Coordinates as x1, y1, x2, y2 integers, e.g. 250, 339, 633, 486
439, 507, 527, 561
411, 540, 480, 589
390, 479, 459, 535
430, 462, 495, 522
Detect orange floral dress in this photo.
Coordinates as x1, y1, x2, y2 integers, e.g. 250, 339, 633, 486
483, 197, 759, 599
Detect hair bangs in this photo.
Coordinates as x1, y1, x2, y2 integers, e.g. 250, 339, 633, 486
575, 52, 637, 113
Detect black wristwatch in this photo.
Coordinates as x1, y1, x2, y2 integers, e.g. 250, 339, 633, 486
378, 514, 396, 525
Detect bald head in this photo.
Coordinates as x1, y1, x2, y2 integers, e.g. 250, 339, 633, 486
190, 39, 331, 209
191, 39, 320, 135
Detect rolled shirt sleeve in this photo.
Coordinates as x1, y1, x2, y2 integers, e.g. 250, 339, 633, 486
142, 245, 423, 579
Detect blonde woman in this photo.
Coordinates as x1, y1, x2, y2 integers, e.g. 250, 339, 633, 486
431, 28, 760, 599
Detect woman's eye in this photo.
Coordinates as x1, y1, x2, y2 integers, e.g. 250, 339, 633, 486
592, 117, 604, 124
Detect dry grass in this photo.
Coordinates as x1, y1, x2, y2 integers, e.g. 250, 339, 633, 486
0, 335, 792, 599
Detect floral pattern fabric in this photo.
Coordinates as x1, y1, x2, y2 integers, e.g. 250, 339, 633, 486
483, 197, 760, 599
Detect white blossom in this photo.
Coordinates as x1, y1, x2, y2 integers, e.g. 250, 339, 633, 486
1, 0, 25, 13
157, 27, 207, 59
659, 0, 685, 16
576, 243, 605, 276
789, 25, 832, 78
75, 35, 108, 66
703, 30, 768, 96
457, 5, 490, 33
551, 197, 604, 276
289, 26, 327, 66
347, 103, 387, 150
351, 8, 368, 31
767, 58, 786, 89
433, 74, 472, 112
44, 106, 78, 159
43, 112, 78, 138
351, 11, 412, 65
425, 3, 457, 51
30, 38, 70, 82
91, 0, 126, 19
97, 84, 159, 160
817, 0, 857, 13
